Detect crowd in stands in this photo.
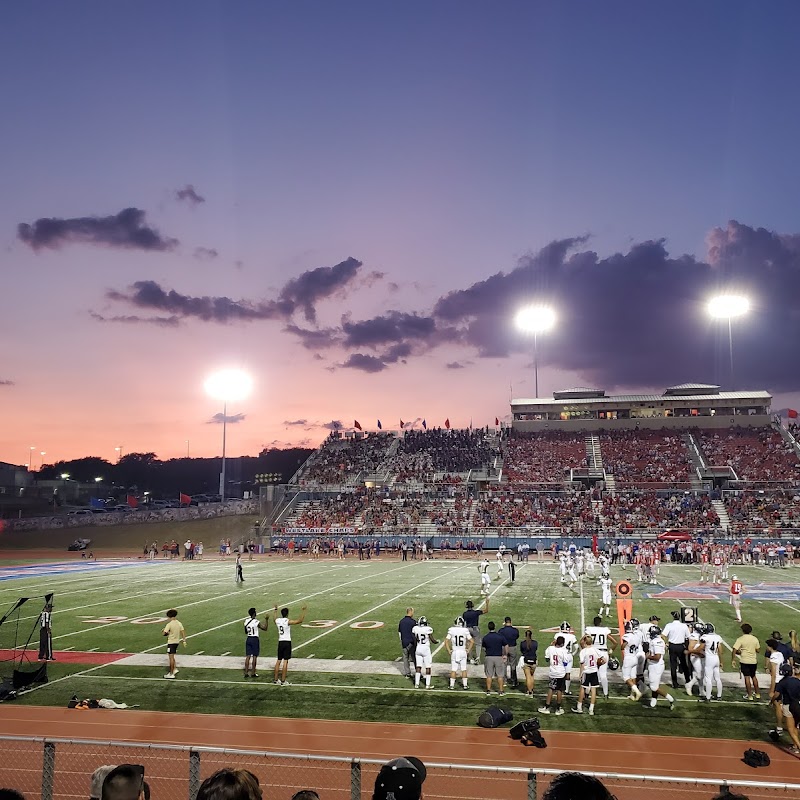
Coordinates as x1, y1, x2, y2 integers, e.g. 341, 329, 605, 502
302, 433, 395, 484
597, 492, 719, 530
389, 428, 495, 481
599, 429, 691, 485
725, 490, 798, 532
503, 431, 587, 482
473, 490, 594, 530
696, 428, 800, 481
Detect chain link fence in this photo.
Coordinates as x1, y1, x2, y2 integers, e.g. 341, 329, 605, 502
0, 736, 798, 800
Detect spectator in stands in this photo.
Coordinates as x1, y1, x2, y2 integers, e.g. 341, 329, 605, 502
90, 766, 117, 800
373, 756, 427, 800
541, 772, 614, 800
101, 765, 147, 800
196, 769, 262, 800
291, 793, 320, 800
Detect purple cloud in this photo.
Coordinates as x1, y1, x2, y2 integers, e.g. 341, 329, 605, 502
176, 185, 205, 205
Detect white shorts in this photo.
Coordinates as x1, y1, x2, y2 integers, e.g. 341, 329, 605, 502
647, 664, 665, 691
690, 656, 704, 678
622, 658, 639, 681
730, 595, 740, 608
450, 652, 467, 672
415, 649, 432, 669
602, 590, 612, 605
481, 574, 490, 587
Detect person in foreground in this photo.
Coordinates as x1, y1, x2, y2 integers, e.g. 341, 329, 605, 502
541, 772, 614, 800
196, 769, 262, 800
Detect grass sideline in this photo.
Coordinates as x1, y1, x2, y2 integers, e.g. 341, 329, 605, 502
0, 554, 798, 739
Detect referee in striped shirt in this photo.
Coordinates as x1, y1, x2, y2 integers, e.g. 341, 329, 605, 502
38, 602, 54, 661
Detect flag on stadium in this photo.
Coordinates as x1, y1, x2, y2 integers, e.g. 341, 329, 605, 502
354, 420, 362, 430
90, 497, 105, 510
400, 419, 405, 428
444, 418, 451, 429
495, 417, 499, 426
422, 419, 427, 429
126, 494, 138, 509
377, 419, 382, 429
180, 493, 191, 505
789, 409, 798, 419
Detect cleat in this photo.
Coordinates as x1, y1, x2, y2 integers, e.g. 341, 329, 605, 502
554, 708, 565, 716
588, 709, 594, 716
538, 707, 550, 714
164, 673, 175, 679
571, 707, 583, 714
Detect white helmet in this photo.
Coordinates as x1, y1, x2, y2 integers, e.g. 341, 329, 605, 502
732, 574, 738, 580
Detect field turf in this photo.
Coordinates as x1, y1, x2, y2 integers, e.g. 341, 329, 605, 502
0, 553, 798, 740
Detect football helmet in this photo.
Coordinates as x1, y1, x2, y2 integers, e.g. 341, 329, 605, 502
607, 656, 620, 671
649, 626, 663, 639
704, 622, 715, 635
624, 620, 635, 633
418, 616, 428, 626
559, 621, 571, 632
693, 622, 705, 634
732, 574, 738, 581
601, 571, 610, 579
455, 616, 465, 627
629, 618, 640, 630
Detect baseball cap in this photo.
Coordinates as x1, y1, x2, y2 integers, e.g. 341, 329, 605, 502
90, 766, 117, 799
373, 757, 426, 800
772, 631, 784, 640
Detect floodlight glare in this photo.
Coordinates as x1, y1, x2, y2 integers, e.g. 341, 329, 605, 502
707, 294, 750, 320
204, 369, 253, 402
515, 305, 557, 334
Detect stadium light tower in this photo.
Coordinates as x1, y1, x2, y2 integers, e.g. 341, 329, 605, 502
515, 305, 557, 398
204, 369, 253, 502
707, 294, 750, 388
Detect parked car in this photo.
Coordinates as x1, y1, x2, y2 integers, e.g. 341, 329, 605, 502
67, 509, 93, 517
67, 538, 92, 551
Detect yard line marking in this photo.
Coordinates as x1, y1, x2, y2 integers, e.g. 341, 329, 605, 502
776, 600, 800, 614
194, 651, 205, 655
335, 655, 343, 660
364, 656, 372, 661
294, 564, 473, 653
306, 654, 314, 659
51, 563, 354, 642
87, 647, 99, 652
61, 646, 74, 651
113, 648, 126, 653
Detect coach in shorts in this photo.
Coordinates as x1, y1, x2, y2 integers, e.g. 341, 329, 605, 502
481, 621, 507, 696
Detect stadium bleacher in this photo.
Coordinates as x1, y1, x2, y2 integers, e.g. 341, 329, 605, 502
599, 429, 691, 485
503, 431, 587, 483
696, 428, 800, 482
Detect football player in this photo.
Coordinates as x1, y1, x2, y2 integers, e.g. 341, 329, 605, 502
445, 616, 473, 690
729, 574, 743, 623
621, 618, 643, 701
644, 626, 675, 709
558, 621, 578, 695
598, 571, 613, 617
585, 614, 617, 699
573, 634, 605, 716
479, 559, 491, 596
685, 621, 706, 697
697, 622, 723, 701
411, 616, 438, 689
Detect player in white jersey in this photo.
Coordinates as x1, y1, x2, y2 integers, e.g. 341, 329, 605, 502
621, 619, 643, 700
412, 616, 439, 689
644, 627, 675, 709
685, 622, 706, 696
445, 617, 473, 690
557, 621, 577, 694
576, 550, 585, 576
558, 552, 568, 583
598, 553, 610, 574
585, 615, 616, 698
479, 559, 491, 595
599, 573, 613, 617
698, 622, 723, 701
566, 556, 578, 588
585, 550, 596, 577
572, 635, 605, 715
272, 603, 308, 686
496, 548, 506, 578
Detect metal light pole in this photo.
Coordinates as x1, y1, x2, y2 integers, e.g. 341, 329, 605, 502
707, 294, 750, 388
514, 305, 557, 398
204, 369, 253, 503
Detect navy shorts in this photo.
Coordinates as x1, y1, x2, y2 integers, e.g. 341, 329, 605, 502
246, 637, 260, 657
167, 643, 179, 654
277, 640, 292, 661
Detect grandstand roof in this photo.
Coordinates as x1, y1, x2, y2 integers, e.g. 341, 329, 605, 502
553, 387, 606, 399
663, 383, 720, 396
511, 390, 771, 406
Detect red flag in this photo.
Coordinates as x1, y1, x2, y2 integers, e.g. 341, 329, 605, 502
126, 494, 138, 509
180, 493, 191, 506
788, 409, 798, 419
495, 417, 499, 426
445, 418, 451, 429
354, 420, 362, 430
400, 419, 405, 428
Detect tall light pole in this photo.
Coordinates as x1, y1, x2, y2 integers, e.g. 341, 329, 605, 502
40, 451, 46, 469
204, 369, 253, 502
115, 445, 123, 463
186, 439, 190, 459
515, 305, 557, 398
707, 294, 750, 388
28, 445, 35, 470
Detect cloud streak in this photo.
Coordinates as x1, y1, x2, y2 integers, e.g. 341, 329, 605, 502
18, 208, 178, 252
0, 379, 14, 386
176, 185, 205, 205
208, 412, 246, 424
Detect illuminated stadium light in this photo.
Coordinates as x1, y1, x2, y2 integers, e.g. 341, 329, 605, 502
515, 304, 557, 398
707, 294, 750, 388
707, 294, 750, 319
205, 369, 254, 502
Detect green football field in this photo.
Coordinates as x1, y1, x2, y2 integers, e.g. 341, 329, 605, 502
1, 554, 798, 739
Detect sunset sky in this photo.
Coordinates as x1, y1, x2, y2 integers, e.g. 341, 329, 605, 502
2, 1, 800, 466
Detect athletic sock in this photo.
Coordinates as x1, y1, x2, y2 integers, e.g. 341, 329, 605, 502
650, 698, 657, 707
463, 679, 468, 688
589, 703, 595, 713
425, 675, 431, 687
666, 694, 674, 703
450, 679, 455, 688
414, 674, 420, 687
